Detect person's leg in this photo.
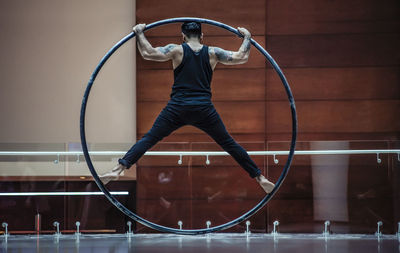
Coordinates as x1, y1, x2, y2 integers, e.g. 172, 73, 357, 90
118, 105, 184, 168
100, 104, 184, 184
193, 105, 275, 193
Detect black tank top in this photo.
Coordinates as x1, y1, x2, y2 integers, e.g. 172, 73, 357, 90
169, 43, 213, 105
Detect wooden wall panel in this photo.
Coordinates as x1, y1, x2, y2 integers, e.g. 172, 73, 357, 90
136, 0, 266, 36
266, 132, 400, 142
137, 70, 172, 102
266, 67, 400, 101
267, 100, 400, 133
267, 34, 400, 68
266, 0, 400, 35
138, 69, 266, 102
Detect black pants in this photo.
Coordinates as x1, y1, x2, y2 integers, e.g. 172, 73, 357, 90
118, 103, 261, 178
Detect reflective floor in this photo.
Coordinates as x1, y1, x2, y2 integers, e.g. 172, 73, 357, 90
1, 233, 399, 253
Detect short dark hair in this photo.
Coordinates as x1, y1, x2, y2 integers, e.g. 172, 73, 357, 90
181, 22, 202, 39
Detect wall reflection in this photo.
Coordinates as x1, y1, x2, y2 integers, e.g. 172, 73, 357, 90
311, 141, 349, 228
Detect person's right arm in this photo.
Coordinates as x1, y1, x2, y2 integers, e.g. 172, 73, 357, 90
133, 23, 180, 62
209, 27, 251, 65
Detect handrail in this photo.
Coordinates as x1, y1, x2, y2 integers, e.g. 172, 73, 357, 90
0, 149, 399, 156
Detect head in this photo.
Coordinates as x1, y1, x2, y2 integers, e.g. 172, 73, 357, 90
181, 22, 203, 42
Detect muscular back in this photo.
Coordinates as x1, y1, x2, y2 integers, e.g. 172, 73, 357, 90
163, 41, 250, 71
134, 25, 251, 70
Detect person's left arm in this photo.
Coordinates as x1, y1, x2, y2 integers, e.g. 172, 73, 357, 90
209, 27, 251, 65
133, 23, 179, 62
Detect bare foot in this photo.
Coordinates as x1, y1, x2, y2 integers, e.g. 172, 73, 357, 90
99, 164, 126, 185
256, 175, 275, 194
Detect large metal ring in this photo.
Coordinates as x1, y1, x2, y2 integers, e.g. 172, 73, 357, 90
80, 17, 297, 235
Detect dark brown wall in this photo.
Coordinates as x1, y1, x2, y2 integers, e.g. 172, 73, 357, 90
135, 0, 400, 233
266, 0, 400, 142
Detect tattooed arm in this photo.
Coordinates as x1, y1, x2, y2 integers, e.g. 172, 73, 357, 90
209, 27, 251, 66
133, 23, 180, 62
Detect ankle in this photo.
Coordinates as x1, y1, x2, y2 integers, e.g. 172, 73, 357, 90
255, 174, 264, 182
112, 164, 127, 173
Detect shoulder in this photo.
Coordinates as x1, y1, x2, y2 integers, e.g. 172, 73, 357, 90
167, 43, 182, 51
208, 46, 232, 61
208, 46, 218, 58
208, 46, 226, 55
159, 44, 183, 55
208, 46, 216, 54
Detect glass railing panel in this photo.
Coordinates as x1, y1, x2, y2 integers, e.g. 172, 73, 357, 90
66, 142, 136, 233
134, 142, 191, 232
0, 142, 137, 233
266, 140, 399, 234
76, 142, 135, 179
0, 143, 67, 233
390, 140, 400, 234
266, 140, 313, 233
190, 141, 266, 232
1, 141, 398, 234
0, 143, 66, 179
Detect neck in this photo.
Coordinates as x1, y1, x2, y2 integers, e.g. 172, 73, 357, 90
185, 38, 201, 45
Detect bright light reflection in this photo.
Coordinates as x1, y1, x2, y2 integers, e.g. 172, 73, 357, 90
0, 191, 129, 196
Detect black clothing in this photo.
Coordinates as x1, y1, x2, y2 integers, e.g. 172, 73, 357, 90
119, 103, 262, 178
170, 43, 213, 105
118, 43, 261, 178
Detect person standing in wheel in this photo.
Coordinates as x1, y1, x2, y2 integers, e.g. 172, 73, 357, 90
101, 22, 274, 193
